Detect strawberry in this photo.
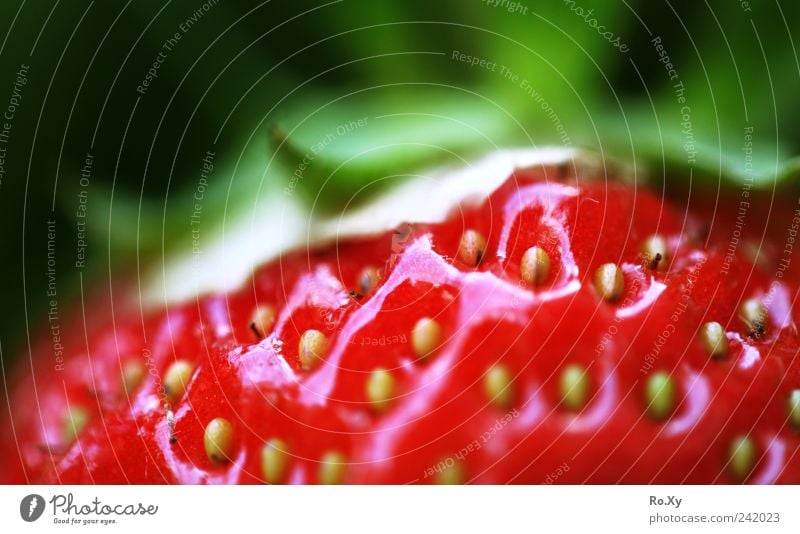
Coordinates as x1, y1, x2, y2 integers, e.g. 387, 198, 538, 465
2, 154, 800, 484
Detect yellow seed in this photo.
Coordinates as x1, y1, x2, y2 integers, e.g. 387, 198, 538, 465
728, 435, 757, 481
435, 461, 464, 485
642, 235, 668, 271
163, 360, 194, 404
593, 263, 625, 302
699, 321, 728, 359
261, 438, 290, 484
788, 390, 800, 431
62, 406, 89, 444
250, 305, 276, 339
122, 360, 145, 395
739, 298, 767, 337
483, 365, 513, 409
645, 371, 676, 420
411, 318, 442, 359
357, 266, 380, 296
520, 246, 551, 286
204, 417, 234, 464
742, 240, 768, 269
319, 451, 346, 484
458, 230, 487, 267
560, 364, 589, 411
366, 368, 396, 412
299, 330, 329, 371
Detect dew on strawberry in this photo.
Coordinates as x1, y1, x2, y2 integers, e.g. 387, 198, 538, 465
2, 158, 800, 485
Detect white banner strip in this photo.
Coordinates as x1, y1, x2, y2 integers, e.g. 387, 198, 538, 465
1, 485, 797, 533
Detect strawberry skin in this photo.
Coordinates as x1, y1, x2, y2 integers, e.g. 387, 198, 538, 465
2, 162, 799, 484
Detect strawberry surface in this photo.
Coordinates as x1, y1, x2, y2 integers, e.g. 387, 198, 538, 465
2, 162, 799, 484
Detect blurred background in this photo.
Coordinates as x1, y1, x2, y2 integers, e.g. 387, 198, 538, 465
1, 0, 799, 362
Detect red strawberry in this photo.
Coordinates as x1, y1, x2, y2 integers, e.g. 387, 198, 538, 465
2, 155, 800, 484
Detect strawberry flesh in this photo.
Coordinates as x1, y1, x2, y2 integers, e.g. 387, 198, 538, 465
2, 164, 799, 484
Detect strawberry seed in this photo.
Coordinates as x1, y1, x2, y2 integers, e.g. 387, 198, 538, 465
642, 235, 668, 271
412, 318, 441, 359
261, 438, 290, 484
250, 304, 276, 339
483, 364, 513, 409
593, 263, 625, 302
357, 266, 380, 296
739, 298, 767, 337
458, 230, 487, 267
520, 246, 550, 286
435, 461, 464, 485
699, 321, 728, 359
62, 405, 88, 444
788, 390, 800, 431
366, 368, 396, 412
645, 371, 676, 420
299, 330, 329, 371
560, 364, 589, 411
319, 451, 346, 484
728, 435, 756, 481
122, 360, 145, 395
204, 417, 234, 464
163, 360, 194, 405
